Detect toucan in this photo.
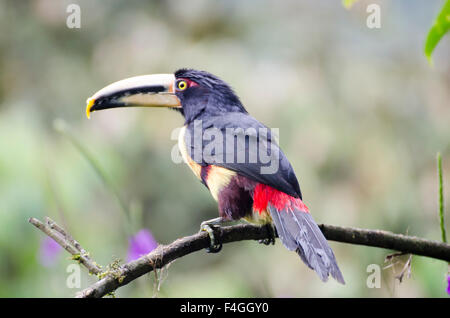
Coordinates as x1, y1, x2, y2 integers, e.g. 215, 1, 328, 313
86, 69, 345, 284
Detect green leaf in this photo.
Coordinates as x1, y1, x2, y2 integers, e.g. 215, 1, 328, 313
342, 0, 360, 10
425, 0, 450, 64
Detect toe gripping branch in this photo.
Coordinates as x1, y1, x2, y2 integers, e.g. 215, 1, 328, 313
200, 219, 276, 253
258, 223, 276, 246
200, 218, 223, 253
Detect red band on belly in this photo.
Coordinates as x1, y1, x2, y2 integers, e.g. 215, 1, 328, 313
253, 183, 309, 213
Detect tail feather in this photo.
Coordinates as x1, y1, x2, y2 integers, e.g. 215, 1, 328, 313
268, 204, 345, 284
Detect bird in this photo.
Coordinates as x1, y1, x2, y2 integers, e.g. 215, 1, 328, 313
86, 68, 345, 284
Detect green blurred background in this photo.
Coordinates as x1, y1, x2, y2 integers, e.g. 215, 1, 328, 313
0, 0, 449, 297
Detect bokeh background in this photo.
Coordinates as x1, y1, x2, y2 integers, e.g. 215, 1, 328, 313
0, 0, 449, 297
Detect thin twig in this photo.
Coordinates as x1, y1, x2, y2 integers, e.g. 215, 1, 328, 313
45, 217, 89, 256
29, 217, 102, 275
396, 254, 412, 283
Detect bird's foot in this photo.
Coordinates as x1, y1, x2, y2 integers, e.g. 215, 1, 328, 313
200, 217, 224, 253
258, 224, 276, 246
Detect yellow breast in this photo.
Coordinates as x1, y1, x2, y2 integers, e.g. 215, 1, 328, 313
177, 126, 236, 201
178, 126, 202, 180
205, 166, 236, 201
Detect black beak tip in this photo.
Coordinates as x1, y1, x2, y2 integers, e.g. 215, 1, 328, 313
86, 97, 126, 118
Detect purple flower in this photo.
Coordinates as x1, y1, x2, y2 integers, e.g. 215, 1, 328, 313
447, 275, 450, 295
39, 237, 62, 267
127, 229, 158, 262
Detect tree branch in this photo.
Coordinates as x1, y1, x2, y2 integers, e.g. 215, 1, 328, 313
29, 217, 450, 298
318, 224, 450, 262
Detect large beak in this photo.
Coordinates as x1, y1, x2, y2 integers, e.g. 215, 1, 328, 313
86, 74, 181, 119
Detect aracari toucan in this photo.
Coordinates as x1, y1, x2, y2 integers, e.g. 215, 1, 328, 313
86, 69, 345, 284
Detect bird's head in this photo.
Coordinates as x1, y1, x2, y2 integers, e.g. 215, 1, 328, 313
86, 69, 246, 123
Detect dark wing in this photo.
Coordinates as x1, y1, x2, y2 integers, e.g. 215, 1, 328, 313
185, 112, 302, 199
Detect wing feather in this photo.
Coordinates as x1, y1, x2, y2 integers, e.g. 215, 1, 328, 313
185, 112, 302, 198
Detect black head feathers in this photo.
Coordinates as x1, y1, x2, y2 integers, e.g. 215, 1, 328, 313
174, 69, 247, 123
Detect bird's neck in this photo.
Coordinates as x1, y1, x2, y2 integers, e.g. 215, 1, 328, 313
182, 94, 247, 125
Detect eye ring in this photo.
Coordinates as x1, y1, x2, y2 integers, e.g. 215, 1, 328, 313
177, 80, 188, 91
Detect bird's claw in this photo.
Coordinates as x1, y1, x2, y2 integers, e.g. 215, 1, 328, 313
200, 222, 223, 253
258, 224, 276, 246
258, 237, 275, 245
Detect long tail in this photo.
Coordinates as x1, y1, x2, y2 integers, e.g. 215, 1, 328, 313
268, 203, 345, 284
